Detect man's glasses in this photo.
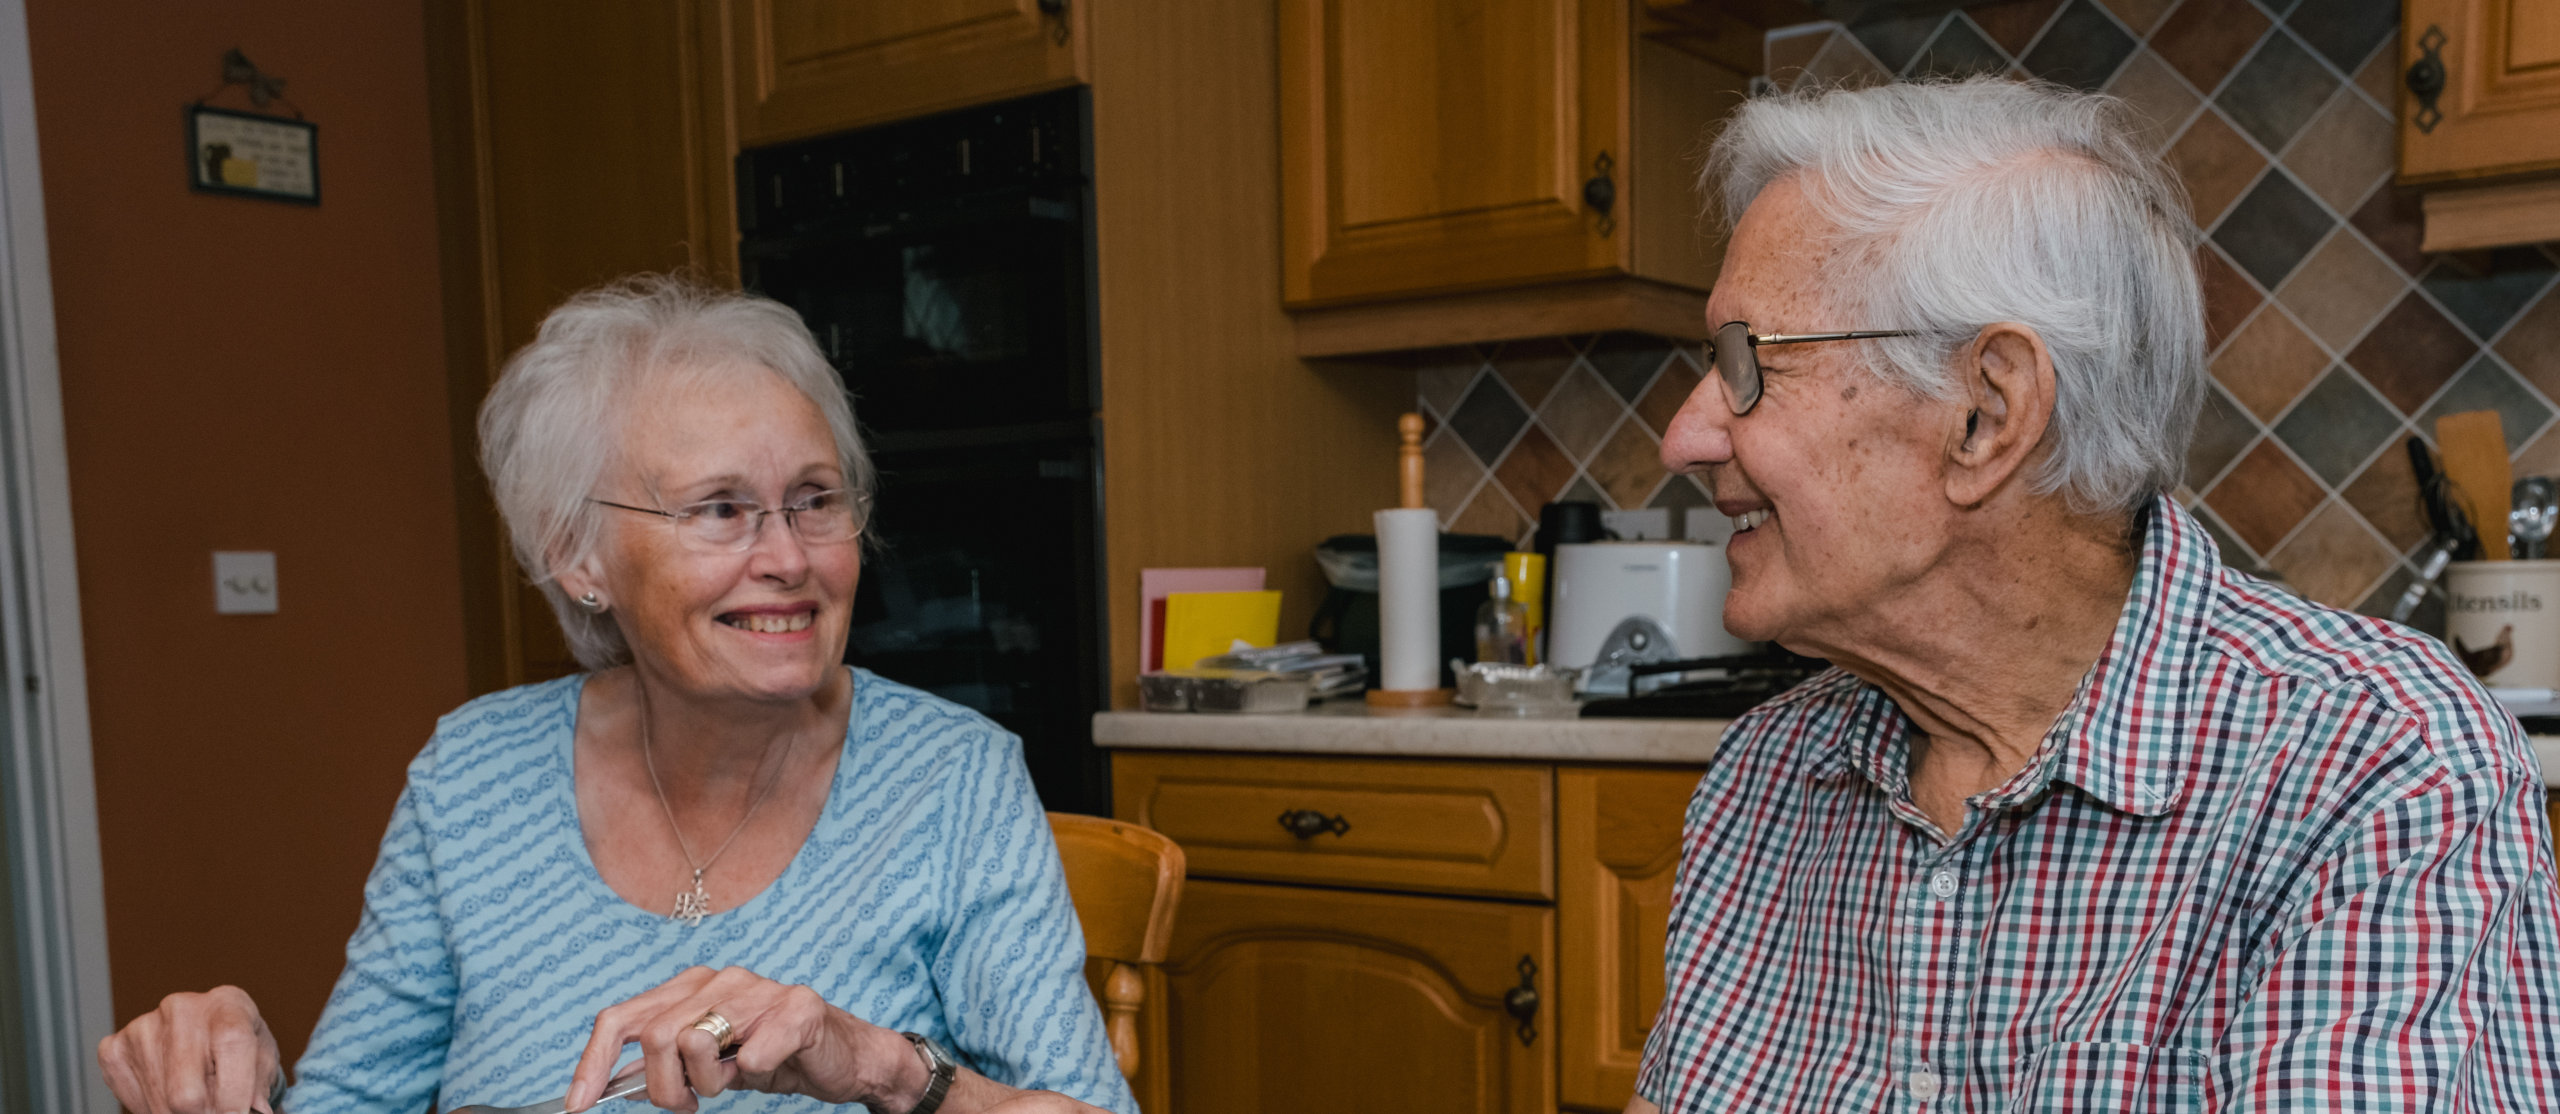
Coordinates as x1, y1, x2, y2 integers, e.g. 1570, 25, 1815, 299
1707, 321, 1917, 415
589, 488, 866, 553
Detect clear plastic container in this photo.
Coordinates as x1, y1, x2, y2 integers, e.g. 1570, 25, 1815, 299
1454, 662, 1581, 718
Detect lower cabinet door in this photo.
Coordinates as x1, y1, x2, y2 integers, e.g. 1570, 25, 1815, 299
1163, 879, 1554, 1114
1557, 766, 1699, 1111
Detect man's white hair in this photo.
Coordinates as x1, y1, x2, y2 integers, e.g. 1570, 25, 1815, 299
478, 274, 873, 670
1704, 76, 2205, 516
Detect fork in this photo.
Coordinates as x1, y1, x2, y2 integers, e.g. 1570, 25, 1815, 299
443, 1052, 736, 1114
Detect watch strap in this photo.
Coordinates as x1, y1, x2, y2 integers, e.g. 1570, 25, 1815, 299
899, 1031, 956, 1114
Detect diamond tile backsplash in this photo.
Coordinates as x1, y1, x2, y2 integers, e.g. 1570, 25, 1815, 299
1413, 0, 2560, 636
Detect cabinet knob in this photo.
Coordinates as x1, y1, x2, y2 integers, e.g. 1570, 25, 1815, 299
1277, 808, 1351, 839
2406, 25, 2447, 135
1503, 955, 1540, 1047
1583, 151, 1617, 238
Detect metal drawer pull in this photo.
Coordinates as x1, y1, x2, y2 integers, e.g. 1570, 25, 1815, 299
1276, 808, 1350, 839
2408, 25, 2447, 134
1504, 955, 1539, 1046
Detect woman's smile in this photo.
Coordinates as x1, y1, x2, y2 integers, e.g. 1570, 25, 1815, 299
718, 606, 817, 636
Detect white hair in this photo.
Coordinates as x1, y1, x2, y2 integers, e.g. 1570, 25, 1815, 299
1704, 76, 2205, 516
478, 275, 874, 670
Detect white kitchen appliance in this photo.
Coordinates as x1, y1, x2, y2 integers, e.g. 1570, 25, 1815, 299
1549, 541, 1750, 692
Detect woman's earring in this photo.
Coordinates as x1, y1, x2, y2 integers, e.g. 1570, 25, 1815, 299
578, 591, 605, 614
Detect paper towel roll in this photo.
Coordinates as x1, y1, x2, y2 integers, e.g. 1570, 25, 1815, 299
1375, 507, 1441, 692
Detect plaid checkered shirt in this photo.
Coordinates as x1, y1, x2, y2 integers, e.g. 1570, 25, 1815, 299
1635, 496, 2560, 1111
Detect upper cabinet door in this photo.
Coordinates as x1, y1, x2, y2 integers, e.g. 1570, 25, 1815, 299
1281, 0, 1628, 307
2400, 0, 2560, 182
729, 0, 1086, 147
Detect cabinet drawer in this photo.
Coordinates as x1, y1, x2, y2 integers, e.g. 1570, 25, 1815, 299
1114, 752, 1554, 900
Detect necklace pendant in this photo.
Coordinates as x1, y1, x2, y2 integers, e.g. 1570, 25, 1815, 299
671, 871, 712, 927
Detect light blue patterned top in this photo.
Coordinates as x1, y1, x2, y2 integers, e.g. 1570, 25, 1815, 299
283, 668, 1135, 1113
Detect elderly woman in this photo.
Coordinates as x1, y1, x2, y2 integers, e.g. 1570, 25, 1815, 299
1630, 78, 2560, 1111
98, 278, 1130, 1114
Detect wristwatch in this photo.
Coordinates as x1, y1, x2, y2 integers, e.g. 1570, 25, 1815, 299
897, 1031, 957, 1114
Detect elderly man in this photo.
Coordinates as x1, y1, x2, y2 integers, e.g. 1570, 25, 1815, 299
1632, 77, 2560, 1111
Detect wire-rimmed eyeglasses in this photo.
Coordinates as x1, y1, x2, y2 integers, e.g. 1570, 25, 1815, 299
1707, 321, 1917, 415
589, 489, 866, 553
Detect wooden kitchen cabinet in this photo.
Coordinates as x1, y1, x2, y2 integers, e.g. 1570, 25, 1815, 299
726, 0, 1086, 147
1277, 0, 1757, 355
1556, 767, 1693, 1111
2398, 0, 2560, 183
427, 0, 739, 690
2398, 0, 2560, 248
1117, 749, 1705, 1113
1163, 879, 1555, 1114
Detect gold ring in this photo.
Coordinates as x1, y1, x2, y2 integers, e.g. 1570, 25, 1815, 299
689, 1009, 735, 1049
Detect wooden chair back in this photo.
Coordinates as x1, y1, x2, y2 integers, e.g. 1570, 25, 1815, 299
1048, 812, 1185, 1081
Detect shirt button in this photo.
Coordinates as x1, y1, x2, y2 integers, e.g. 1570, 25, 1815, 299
1929, 869, 1959, 899
1909, 1068, 1942, 1100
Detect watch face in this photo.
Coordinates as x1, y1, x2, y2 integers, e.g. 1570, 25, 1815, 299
929, 1038, 955, 1071
908, 1032, 957, 1073
901, 1032, 958, 1114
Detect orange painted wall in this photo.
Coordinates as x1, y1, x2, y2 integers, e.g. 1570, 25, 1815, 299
27, 0, 467, 1063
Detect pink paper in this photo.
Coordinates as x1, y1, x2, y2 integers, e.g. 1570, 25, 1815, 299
1140, 567, 1265, 672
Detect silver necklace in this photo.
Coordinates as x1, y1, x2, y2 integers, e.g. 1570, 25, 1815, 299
638, 694, 795, 926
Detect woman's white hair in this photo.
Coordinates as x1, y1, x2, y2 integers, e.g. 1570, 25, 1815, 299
1704, 76, 2205, 516
478, 274, 874, 670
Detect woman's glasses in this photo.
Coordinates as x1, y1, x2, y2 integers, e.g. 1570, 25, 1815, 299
589, 489, 866, 553
1707, 321, 1917, 415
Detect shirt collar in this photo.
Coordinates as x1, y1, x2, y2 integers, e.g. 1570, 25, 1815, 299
2042, 494, 2215, 816
1799, 494, 2215, 818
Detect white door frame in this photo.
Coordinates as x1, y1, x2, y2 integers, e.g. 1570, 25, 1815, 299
0, 0, 117, 1108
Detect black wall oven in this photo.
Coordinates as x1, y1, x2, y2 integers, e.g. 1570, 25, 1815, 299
737, 88, 1108, 813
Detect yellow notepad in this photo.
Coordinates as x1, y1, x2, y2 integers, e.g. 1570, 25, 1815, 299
1160, 590, 1282, 671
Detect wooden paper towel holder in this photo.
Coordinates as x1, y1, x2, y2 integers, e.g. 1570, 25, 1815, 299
1369, 413, 1454, 708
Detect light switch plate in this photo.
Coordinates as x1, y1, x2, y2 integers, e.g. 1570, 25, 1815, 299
213, 551, 277, 614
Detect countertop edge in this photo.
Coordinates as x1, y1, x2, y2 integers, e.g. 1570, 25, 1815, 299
1099, 712, 2560, 789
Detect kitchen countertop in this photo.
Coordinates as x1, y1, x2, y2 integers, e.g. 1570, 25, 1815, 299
1094, 701, 1724, 764
1097, 704, 2560, 789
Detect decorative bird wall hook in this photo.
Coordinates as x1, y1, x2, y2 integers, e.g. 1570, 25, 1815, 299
218, 49, 287, 110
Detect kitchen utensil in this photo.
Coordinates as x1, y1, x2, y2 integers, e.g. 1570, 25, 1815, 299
2411, 436, 2454, 535
2435, 411, 2514, 559
2389, 437, 2478, 623
444, 1053, 734, 1114
2510, 476, 2557, 559
2388, 536, 2459, 623
2409, 436, 2480, 556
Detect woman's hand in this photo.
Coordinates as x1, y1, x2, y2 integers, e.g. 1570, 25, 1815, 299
96, 986, 284, 1114
567, 965, 1002, 1113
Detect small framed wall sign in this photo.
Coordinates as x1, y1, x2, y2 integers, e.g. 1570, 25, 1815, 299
187, 105, 318, 205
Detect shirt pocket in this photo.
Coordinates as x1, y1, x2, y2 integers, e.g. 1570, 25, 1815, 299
2005, 1041, 2211, 1114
